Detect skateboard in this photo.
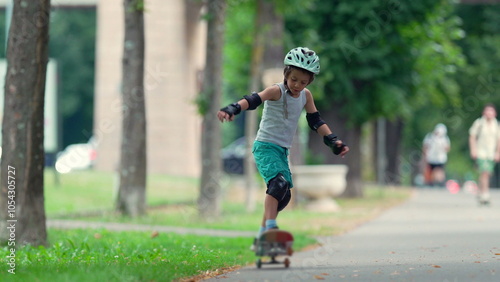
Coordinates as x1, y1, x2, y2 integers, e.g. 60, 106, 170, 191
255, 229, 294, 268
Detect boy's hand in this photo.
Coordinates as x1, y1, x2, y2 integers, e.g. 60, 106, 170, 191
217, 111, 233, 122
323, 134, 349, 158
218, 103, 241, 122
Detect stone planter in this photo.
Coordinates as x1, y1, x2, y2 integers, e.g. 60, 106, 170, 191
293, 165, 349, 212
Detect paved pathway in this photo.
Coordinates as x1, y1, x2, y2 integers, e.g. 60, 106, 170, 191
209, 189, 500, 281
47, 219, 255, 238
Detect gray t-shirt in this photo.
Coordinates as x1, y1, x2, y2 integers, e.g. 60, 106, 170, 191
255, 83, 307, 148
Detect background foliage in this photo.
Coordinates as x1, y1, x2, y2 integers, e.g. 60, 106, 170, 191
0, 2, 498, 184
0, 8, 96, 150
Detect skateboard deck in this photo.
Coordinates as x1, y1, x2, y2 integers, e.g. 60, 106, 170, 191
255, 229, 294, 268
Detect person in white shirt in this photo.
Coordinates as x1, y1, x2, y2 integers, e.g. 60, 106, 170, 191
423, 123, 450, 186
469, 104, 500, 205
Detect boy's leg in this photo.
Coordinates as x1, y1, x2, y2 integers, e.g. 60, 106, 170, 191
477, 159, 494, 203
479, 171, 491, 201
263, 173, 289, 230
264, 194, 279, 222
250, 215, 267, 251
264, 195, 279, 230
251, 200, 278, 251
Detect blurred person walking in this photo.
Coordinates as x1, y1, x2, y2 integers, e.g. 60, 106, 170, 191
423, 123, 450, 187
468, 104, 500, 205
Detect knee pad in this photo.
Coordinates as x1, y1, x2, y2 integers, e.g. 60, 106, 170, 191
266, 173, 289, 201
277, 189, 291, 212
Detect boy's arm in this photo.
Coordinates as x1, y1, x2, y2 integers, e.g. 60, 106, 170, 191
468, 120, 478, 160
495, 128, 500, 162
304, 90, 349, 157
217, 85, 280, 122
469, 134, 477, 160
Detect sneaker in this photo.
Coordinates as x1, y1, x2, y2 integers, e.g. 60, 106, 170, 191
250, 237, 257, 251
479, 193, 491, 205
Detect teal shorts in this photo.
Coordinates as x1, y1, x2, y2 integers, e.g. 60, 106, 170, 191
476, 159, 495, 173
252, 141, 293, 188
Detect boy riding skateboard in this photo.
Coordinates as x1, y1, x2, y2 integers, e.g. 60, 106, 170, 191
217, 47, 349, 252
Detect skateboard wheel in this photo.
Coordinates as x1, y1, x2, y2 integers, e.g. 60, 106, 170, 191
287, 247, 293, 256
256, 259, 262, 268
284, 258, 290, 268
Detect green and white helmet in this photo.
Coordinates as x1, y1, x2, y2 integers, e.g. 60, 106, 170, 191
284, 47, 320, 74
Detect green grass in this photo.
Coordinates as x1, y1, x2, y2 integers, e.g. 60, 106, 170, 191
1, 229, 280, 281
0, 169, 412, 281
72, 183, 411, 238
46, 170, 411, 235
44, 169, 199, 216
45, 170, 116, 215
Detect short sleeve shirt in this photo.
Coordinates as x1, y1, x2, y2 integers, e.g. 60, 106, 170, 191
423, 133, 450, 164
469, 117, 500, 160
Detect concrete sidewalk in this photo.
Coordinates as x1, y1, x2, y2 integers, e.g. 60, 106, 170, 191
210, 189, 500, 281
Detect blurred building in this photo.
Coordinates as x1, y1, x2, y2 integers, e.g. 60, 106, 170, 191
0, 0, 205, 176
93, 0, 205, 176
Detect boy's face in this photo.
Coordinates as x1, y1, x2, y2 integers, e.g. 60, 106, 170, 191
285, 69, 311, 96
483, 106, 497, 120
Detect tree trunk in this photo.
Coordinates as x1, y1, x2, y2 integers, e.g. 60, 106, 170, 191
198, 0, 226, 219
384, 119, 404, 185
308, 105, 364, 197
244, 0, 284, 212
116, 0, 147, 217
0, 0, 51, 246
243, 1, 263, 213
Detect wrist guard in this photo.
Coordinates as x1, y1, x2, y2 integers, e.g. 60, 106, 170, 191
323, 134, 346, 155
220, 103, 241, 117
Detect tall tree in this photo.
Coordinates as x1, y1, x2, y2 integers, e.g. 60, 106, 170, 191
116, 0, 147, 217
244, 0, 284, 212
0, 0, 51, 246
197, 0, 226, 219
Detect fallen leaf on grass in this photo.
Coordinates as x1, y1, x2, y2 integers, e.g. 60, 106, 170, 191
151, 230, 159, 238
94, 233, 102, 239
178, 266, 240, 281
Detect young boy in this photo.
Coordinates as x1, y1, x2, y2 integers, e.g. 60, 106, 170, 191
217, 47, 349, 245
469, 103, 500, 205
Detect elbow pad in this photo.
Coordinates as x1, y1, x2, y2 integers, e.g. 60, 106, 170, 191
243, 92, 262, 110
306, 111, 326, 131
